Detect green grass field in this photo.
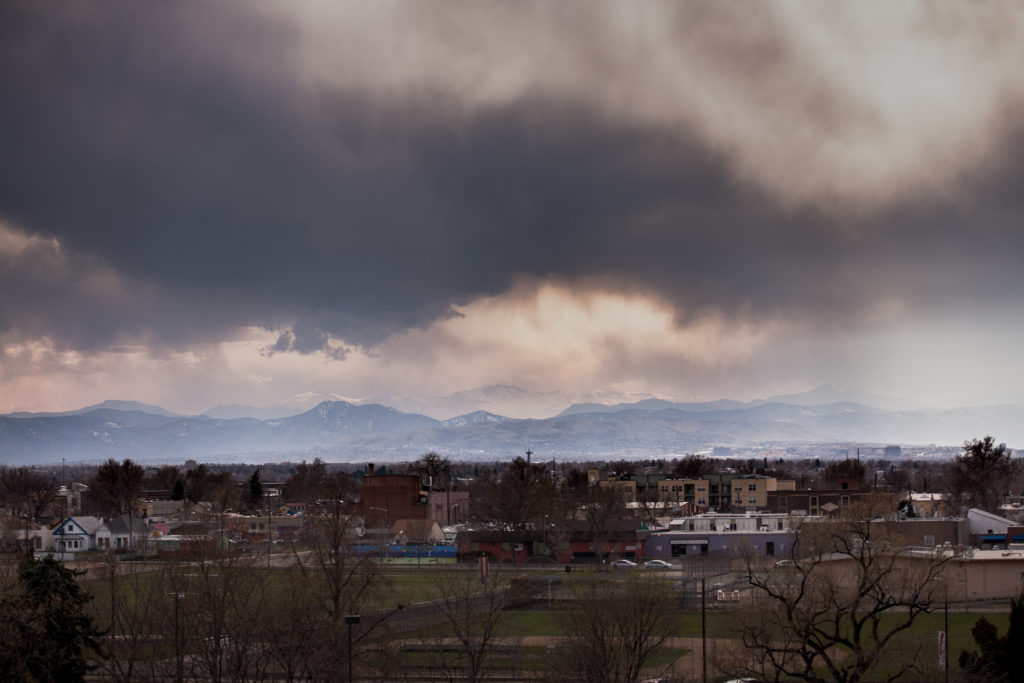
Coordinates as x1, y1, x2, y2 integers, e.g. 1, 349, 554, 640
79, 559, 1014, 678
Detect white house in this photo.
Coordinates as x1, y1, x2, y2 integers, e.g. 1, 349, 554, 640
52, 516, 103, 553
96, 514, 148, 552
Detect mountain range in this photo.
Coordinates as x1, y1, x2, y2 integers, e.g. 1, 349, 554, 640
1, 386, 1021, 465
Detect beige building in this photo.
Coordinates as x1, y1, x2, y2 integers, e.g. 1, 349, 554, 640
587, 469, 638, 501
812, 546, 1024, 603
955, 549, 1024, 600
657, 476, 796, 510
731, 477, 794, 510
658, 479, 709, 505
599, 479, 637, 502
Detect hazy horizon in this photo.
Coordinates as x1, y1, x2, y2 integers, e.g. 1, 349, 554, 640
5, 3, 1024, 418
0, 382, 995, 422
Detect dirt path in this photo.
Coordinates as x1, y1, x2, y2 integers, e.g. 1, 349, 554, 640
396, 635, 743, 682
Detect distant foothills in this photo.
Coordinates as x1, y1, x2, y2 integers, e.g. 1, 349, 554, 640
2, 385, 1023, 465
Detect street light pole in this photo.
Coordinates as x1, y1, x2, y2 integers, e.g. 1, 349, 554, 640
944, 588, 949, 683
345, 614, 361, 681
701, 576, 707, 683
175, 592, 184, 683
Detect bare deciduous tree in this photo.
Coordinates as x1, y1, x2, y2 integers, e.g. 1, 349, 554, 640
291, 486, 394, 680
947, 436, 1018, 514
554, 570, 676, 683
470, 456, 555, 531
174, 552, 272, 683
736, 498, 950, 683
412, 451, 451, 492
425, 566, 526, 683
88, 459, 144, 518
90, 556, 165, 682
0, 466, 56, 537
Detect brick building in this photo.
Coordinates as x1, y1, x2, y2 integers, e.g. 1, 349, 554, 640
360, 467, 426, 528
767, 488, 875, 516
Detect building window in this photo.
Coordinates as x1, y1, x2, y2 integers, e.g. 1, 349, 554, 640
748, 484, 757, 491
748, 497, 757, 504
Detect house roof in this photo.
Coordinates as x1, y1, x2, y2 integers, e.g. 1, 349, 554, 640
390, 519, 440, 539
54, 516, 103, 536
968, 507, 1017, 525
100, 514, 138, 535
908, 492, 947, 502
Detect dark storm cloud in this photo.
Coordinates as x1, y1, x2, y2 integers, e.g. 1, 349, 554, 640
2, 2, 1024, 356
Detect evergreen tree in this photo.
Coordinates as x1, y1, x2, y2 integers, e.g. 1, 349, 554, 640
959, 591, 1024, 681
0, 554, 102, 682
248, 468, 264, 510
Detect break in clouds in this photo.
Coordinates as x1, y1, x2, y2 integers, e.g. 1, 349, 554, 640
4, 1, 1024, 411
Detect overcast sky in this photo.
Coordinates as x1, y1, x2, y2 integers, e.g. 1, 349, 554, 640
3, 1, 1024, 416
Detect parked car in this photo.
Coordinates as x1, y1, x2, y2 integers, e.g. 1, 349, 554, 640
643, 559, 673, 570
610, 559, 638, 568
